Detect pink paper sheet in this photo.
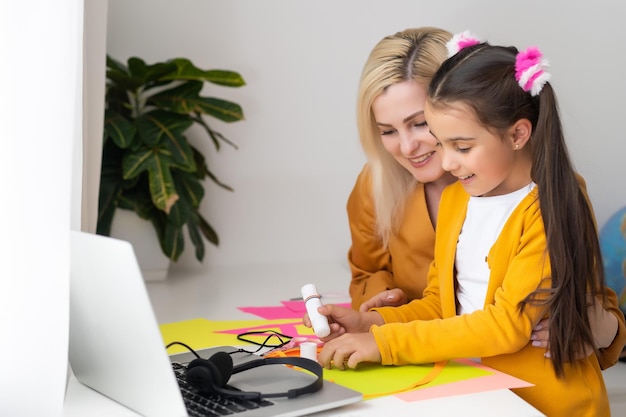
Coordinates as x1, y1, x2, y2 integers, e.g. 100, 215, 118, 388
238, 301, 351, 320
396, 358, 533, 402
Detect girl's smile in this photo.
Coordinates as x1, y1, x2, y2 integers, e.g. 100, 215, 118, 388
424, 101, 532, 197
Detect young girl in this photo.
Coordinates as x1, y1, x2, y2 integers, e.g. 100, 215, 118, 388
310, 33, 625, 416
346, 28, 625, 368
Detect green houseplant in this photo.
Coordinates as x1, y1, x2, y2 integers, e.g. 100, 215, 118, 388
97, 55, 245, 262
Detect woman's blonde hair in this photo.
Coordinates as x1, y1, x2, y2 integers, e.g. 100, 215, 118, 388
356, 27, 451, 246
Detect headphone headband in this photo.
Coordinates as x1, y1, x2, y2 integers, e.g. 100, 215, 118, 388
232, 356, 323, 399
186, 352, 323, 400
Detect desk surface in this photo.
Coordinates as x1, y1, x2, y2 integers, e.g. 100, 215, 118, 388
63, 371, 543, 417
63, 262, 626, 416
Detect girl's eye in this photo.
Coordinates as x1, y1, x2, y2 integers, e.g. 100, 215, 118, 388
380, 129, 395, 136
457, 147, 471, 153
414, 121, 427, 128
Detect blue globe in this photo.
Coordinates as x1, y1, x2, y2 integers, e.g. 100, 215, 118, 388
599, 207, 626, 315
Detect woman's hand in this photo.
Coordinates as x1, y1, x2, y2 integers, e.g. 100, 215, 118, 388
530, 318, 554, 356
531, 295, 618, 359
317, 332, 382, 369
359, 288, 408, 312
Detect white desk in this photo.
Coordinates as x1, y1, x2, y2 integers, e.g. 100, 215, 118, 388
63, 262, 625, 416
63, 370, 543, 417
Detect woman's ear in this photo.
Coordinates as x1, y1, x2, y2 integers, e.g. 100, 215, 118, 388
510, 118, 532, 150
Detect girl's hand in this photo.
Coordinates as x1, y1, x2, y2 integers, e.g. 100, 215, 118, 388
317, 332, 382, 369
359, 288, 408, 312
303, 304, 383, 341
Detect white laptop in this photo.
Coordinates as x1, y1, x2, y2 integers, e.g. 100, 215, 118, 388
68, 231, 362, 417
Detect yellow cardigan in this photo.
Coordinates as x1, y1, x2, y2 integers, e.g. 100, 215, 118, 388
371, 182, 622, 417
347, 166, 434, 309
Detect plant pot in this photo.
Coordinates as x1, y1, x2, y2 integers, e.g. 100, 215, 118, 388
109, 209, 170, 281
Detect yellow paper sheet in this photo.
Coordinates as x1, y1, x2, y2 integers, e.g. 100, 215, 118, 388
324, 360, 489, 398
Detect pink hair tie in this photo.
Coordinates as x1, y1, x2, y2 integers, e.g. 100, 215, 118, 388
446, 30, 481, 57
515, 47, 551, 96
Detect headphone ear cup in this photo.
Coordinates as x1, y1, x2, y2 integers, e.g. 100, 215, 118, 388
186, 359, 220, 393
186, 352, 233, 393
207, 351, 234, 386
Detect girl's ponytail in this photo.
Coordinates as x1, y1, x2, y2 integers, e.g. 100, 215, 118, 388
531, 83, 605, 375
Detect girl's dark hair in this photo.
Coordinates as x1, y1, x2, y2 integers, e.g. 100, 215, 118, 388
428, 43, 606, 377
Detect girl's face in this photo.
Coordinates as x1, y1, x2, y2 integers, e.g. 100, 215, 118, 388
424, 101, 531, 197
372, 80, 447, 184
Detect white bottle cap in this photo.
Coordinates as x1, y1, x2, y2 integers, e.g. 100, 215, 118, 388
300, 342, 318, 361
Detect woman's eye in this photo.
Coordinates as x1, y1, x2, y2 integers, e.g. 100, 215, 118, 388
380, 129, 395, 136
414, 121, 427, 128
457, 147, 471, 153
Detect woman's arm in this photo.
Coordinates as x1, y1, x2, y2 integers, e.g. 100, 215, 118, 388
594, 289, 626, 368
347, 167, 395, 309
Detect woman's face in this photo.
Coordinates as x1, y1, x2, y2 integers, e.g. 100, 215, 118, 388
372, 80, 446, 184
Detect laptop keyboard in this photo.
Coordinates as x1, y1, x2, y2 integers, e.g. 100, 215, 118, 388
172, 362, 275, 416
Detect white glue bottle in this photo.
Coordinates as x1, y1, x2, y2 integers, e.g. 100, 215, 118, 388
301, 284, 331, 338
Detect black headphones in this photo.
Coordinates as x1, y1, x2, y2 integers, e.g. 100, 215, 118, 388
185, 351, 323, 399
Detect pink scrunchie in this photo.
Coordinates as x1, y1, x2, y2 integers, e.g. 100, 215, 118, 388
515, 47, 551, 96
446, 31, 481, 57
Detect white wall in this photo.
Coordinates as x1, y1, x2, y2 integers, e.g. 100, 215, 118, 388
106, 0, 626, 271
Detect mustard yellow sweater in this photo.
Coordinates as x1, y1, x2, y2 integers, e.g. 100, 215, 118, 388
371, 182, 624, 417
347, 166, 434, 309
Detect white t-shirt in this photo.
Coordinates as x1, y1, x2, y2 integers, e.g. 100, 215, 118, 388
456, 183, 536, 315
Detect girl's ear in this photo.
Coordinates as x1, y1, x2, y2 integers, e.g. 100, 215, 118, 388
510, 119, 532, 150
